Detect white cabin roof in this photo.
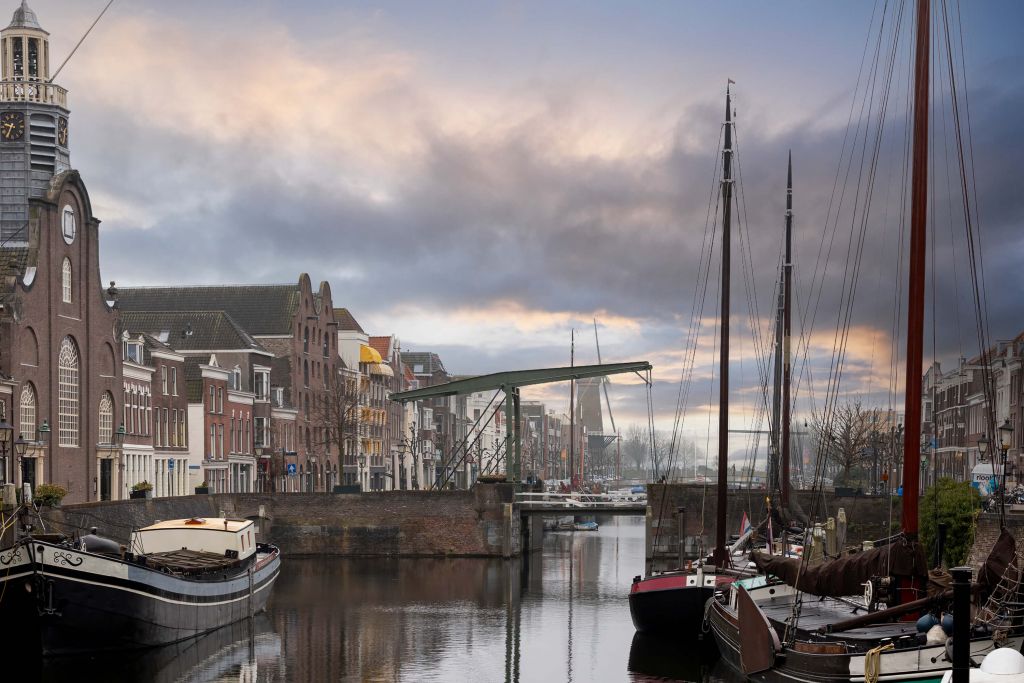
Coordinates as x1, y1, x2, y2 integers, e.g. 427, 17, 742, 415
139, 517, 251, 533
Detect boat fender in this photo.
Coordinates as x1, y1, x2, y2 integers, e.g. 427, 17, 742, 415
917, 613, 939, 633
925, 624, 947, 646
979, 647, 1024, 675
940, 613, 953, 635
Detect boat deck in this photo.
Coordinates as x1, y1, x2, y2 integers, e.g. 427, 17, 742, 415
760, 596, 920, 643
142, 549, 242, 574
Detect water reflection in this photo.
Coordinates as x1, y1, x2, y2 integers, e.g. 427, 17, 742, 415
38, 516, 744, 682
38, 614, 280, 683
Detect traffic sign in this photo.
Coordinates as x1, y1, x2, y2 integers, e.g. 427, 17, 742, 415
287, 463, 297, 476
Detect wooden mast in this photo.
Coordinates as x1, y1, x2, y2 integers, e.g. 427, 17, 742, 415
902, 0, 929, 539
569, 329, 575, 488
713, 83, 734, 566
781, 151, 793, 511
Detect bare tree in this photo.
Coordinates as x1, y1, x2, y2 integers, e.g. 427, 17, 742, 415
810, 402, 875, 486
311, 370, 362, 478
622, 424, 650, 475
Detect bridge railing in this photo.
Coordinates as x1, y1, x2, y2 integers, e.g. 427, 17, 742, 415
513, 492, 647, 510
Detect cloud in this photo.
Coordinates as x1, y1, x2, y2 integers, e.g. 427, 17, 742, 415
37, 0, 1024, 446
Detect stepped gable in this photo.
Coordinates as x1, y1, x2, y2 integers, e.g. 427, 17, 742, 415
117, 284, 301, 335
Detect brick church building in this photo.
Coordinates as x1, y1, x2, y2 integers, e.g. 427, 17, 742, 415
0, 2, 122, 503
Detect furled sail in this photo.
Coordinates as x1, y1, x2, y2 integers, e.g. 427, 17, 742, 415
751, 536, 928, 598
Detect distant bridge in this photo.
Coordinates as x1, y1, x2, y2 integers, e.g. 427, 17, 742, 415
513, 492, 647, 516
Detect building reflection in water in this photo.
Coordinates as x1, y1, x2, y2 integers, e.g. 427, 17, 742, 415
35, 517, 741, 682
37, 614, 281, 683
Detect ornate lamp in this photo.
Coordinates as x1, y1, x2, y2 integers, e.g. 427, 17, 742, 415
998, 419, 1014, 452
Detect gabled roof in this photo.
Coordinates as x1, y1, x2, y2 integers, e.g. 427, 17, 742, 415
120, 310, 268, 354
333, 307, 364, 333
401, 351, 446, 376
118, 285, 301, 335
368, 335, 392, 359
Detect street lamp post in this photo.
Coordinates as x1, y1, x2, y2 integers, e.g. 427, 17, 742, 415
998, 419, 1014, 506
0, 420, 12, 487
357, 453, 367, 491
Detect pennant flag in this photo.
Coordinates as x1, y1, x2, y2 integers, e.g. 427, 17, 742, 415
739, 511, 751, 536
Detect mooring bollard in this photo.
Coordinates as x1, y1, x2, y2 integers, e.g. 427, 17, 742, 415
951, 565, 971, 683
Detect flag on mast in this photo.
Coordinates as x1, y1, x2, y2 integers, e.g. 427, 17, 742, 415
739, 511, 751, 536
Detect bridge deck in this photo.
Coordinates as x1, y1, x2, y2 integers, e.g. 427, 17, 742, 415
513, 493, 647, 516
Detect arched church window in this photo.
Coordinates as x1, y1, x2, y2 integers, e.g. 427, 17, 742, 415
61, 257, 71, 303
98, 392, 113, 445
19, 382, 36, 438
58, 336, 79, 446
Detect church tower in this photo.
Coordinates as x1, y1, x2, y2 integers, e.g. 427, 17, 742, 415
0, 1, 69, 243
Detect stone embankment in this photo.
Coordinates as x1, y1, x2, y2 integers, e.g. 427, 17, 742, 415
5, 484, 522, 558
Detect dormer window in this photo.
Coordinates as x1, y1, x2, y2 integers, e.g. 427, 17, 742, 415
61, 257, 71, 302
231, 366, 242, 391
122, 334, 143, 364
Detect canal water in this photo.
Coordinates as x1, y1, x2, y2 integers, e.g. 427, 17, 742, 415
39, 516, 744, 682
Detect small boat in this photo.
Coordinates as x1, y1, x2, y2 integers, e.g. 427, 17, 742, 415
0, 516, 281, 655
573, 521, 599, 532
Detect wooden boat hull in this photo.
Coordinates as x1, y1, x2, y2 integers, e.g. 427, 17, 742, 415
1, 539, 280, 655
628, 570, 723, 644
706, 594, 1023, 683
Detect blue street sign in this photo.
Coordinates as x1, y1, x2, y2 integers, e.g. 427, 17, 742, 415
287, 463, 297, 476
168, 460, 174, 470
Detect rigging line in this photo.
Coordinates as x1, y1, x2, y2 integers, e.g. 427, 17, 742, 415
790, 0, 905, 639
667, 154, 723, 480
887, 34, 914, 419
698, 238, 723, 545
50, 0, 116, 83
953, 0, 994, 375
936, 2, 964, 361
795, 0, 888, 411
944, 0, 996, 444
667, 123, 727, 465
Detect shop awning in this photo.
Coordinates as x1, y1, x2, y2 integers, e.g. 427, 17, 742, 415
360, 345, 383, 364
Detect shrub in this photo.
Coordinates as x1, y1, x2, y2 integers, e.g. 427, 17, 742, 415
920, 477, 981, 568
131, 480, 153, 492
34, 483, 68, 507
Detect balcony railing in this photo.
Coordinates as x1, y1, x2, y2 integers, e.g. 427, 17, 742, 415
0, 80, 67, 107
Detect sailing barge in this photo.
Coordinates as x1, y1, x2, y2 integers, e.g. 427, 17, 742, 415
708, 0, 1024, 679
0, 517, 280, 655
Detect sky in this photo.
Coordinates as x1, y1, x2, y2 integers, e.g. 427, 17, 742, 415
24, 1, 1024, 463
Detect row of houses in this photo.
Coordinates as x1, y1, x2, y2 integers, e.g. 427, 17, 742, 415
922, 330, 1024, 489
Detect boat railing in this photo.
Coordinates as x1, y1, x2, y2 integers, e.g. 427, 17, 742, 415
513, 491, 647, 510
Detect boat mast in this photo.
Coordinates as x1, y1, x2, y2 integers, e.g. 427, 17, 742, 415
713, 83, 734, 566
902, 0, 929, 539
782, 151, 793, 511
570, 329, 575, 487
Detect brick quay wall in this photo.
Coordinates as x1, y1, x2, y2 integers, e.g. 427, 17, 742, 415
646, 484, 902, 568
8, 484, 522, 558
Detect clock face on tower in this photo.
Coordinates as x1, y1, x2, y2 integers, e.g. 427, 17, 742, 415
0, 111, 24, 141
57, 117, 68, 146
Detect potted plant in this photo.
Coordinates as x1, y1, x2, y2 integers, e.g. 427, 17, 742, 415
130, 481, 153, 499
194, 481, 209, 495
33, 483, 67, 507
